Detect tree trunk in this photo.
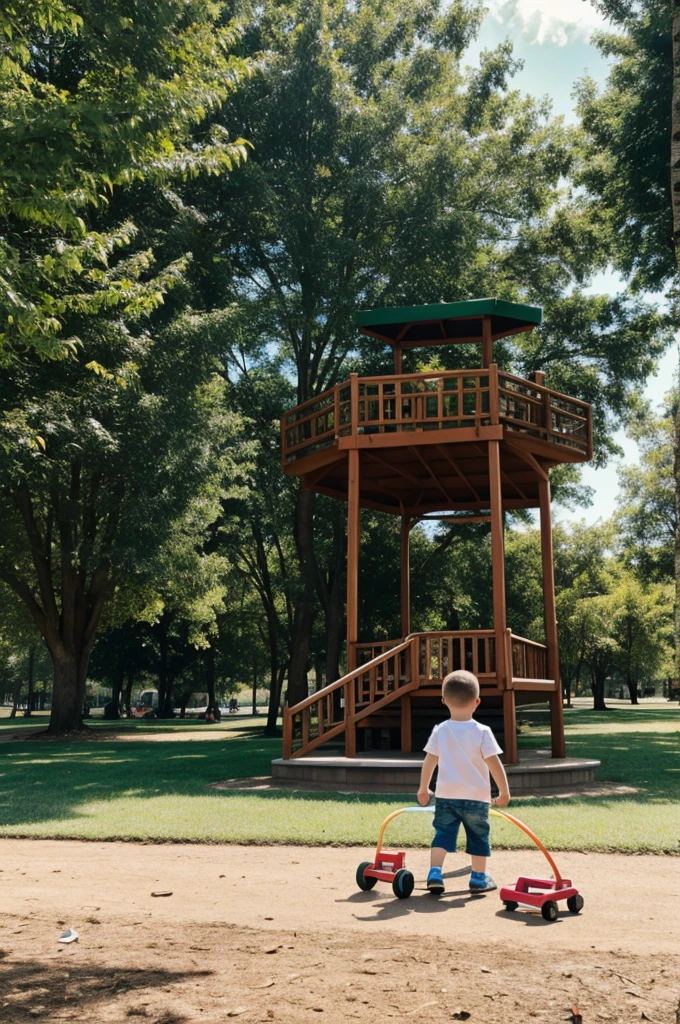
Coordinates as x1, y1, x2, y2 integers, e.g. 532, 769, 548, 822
206, 646, 217, 716
671, 2, 680, 701
288, 599, 314, 705
252, 655, 258, 715
156, 618, 174, 718
675, 374, 680, 703
288, 487, 317, 706
591, 669, 608, 712
47, 654, 88, 733
24, 646, 35, 717
122, 669, 135, 717
265, 662, 287, 736
106, 665, 124, 719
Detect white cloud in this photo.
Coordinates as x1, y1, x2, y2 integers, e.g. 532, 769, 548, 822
490, 0, 607, 46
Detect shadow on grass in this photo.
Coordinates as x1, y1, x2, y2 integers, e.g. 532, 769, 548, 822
0, 714, 677, 836
0, 957, 211, 1021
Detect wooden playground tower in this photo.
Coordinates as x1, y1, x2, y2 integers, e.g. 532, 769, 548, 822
280, 299, 592, 765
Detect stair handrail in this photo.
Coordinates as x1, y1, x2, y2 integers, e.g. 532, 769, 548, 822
285, 636, 414, 717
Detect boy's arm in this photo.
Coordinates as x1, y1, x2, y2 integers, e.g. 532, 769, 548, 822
484, 754, 510, 807
417, 752, 438, 805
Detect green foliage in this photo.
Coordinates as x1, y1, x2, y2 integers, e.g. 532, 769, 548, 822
617, 394, 677, 579
577, 0, 675, 293
0, 0, 250, 363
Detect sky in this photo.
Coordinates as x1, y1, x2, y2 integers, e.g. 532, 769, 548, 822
467, 0, 679, 525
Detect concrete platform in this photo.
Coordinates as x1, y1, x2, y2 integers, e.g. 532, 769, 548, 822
271, 749, 600, 795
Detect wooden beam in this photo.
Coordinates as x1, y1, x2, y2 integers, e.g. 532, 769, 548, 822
400, 516, 411, 637
418, 514, 491, 525
366, 452, 422, 488
489, 439, 514, 766
501, 469, 527, 501
435, 444, 482, 502
539, 476, 565, 758
482, 316, 493, 368
302, 463, 334, 488
338, 424, 504, 452
409, 446, 457, 507
502, 689, 518, 765
401, 693, 412, 753
503, 439, 549, 481
347, 449, 360, 649
393, 345, 403, 374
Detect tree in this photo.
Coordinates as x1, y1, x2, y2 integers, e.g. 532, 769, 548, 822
609, 574, 672, 702
0, 0, 249, 364
0, 311, 250, 733
0, 3, 252, 734
618, 398, 676, 580
202, 0, 671, 703
578, 0, 680, 687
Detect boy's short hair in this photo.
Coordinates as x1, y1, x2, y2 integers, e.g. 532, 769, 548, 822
442, 670, 480, 705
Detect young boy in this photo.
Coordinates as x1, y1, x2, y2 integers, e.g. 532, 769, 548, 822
417, 669, 510, 895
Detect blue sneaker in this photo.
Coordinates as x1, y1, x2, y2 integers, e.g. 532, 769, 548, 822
427, 867, 445, 895
469, 872, 497, 893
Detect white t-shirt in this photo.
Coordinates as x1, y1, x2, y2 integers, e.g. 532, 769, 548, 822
424, 719, 503, 803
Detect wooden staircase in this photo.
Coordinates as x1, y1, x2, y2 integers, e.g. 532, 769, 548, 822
282, 630, 556, 763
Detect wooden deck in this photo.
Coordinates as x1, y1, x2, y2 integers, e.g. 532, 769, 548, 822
271, 749, 600, 795
282, 630, 559, 765
281, 365, 592, 513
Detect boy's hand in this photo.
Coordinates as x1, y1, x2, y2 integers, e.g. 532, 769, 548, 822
493, 791, 510, 808
417, 788, 432, 806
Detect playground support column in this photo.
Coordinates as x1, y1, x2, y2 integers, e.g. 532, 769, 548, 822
345, 447, 360, 756
482, 316, 493, 368
539, 476, 566, 758
489, 440, 517, 764
400, 516, 410, 638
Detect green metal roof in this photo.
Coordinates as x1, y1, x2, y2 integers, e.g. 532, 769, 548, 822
355, 298, 542, 345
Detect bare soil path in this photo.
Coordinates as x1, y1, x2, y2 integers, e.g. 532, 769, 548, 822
1, 840, 678, 1023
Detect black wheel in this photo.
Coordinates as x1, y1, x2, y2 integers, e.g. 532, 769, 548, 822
541, 900, 558, 922
567, 894, 584, 914
356, 861, 377, 891
503, 901, 518, 912
392, 869, 415, 900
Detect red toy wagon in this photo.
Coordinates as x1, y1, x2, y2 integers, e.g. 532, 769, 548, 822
356, 805, 584, 921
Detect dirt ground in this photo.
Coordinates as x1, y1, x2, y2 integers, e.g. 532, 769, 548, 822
1, 840, 678, 1023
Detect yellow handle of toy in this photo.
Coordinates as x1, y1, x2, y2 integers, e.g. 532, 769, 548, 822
490, 808, 563, 888
373, 805, 564, 889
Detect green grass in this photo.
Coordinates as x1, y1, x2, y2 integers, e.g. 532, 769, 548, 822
0, 706, 678, 853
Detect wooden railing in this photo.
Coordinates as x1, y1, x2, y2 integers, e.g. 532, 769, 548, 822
498, 372, 590, 455
353, 630, 498, 689
281, 365, 591, 465
510, 634, 548, 681
284, 630, 551, 759
282, 639, 416, 759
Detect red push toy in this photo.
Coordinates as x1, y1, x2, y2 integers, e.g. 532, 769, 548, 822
494, 808, 584, 921
355, 805, 584, 921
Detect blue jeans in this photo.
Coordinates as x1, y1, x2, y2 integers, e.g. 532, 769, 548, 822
432, 798, 491, 857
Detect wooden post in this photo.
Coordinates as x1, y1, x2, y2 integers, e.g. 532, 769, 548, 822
283, 706, 292, 759
482, 316, 493, 369
344, 680, 356, 757
539, 475, 566, 758
400, 516, 410, 638
489, 440, 515, 762
394, 345, 403, 374
345, 448, 360, 756
401, 693, 412, 754
502, 689, 518, 765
